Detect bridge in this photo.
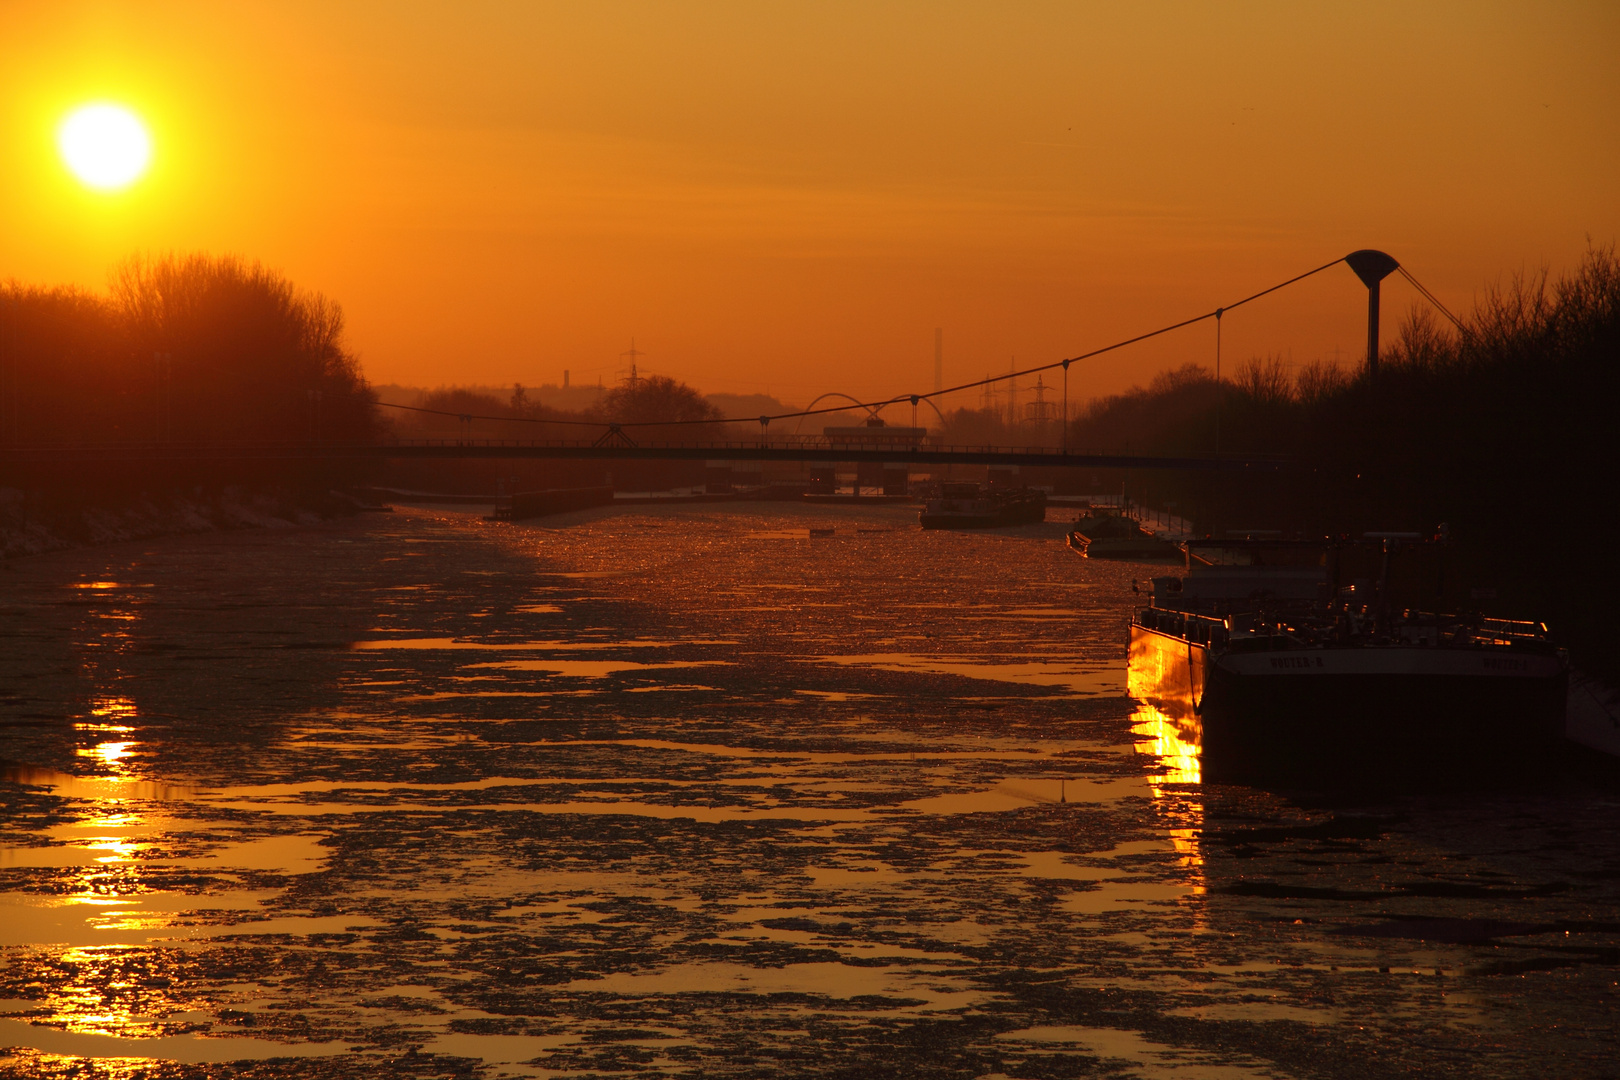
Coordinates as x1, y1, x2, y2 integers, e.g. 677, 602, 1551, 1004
0, 438, 1282, 471
0, 433, 1289, 472
0, 250, 1441, 479
319, 247, 1425, 476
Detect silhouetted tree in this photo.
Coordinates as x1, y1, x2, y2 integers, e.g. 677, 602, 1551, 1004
419, 387, 508, 418
938, 407, 1015, 446
590, 373, 723, 428
111, 254, 377, 443
580, 372, 722, 488
1067, 363, 1221, 454
0, 285, 128, 444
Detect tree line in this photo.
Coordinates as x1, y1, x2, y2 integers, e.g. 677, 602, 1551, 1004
10, 244, 1615, 546
1070, 245, 1619, 673
396, 373, 725, 443
0, 254, 738, 449
1, 254, 379, 446
1075, 244, 1618, 536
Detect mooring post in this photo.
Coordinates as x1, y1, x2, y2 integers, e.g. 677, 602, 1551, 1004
1345, 250, 1400, 376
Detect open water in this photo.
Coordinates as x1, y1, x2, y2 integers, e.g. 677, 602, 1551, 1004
0, 502, 1615, 1078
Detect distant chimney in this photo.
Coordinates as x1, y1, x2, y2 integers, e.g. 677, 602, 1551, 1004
1007, 358, 1017, 426
563, 369, 570, 389
934, 328, 942, 394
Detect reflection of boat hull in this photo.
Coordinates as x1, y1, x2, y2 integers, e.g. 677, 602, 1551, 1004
1128, 624, 1567, 784
1130, 701, 1204, 785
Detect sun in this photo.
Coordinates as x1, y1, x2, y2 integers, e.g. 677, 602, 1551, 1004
58, 104, 152, 191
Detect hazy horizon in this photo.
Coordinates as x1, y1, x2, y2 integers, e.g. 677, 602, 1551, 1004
5, 2, 1617, 407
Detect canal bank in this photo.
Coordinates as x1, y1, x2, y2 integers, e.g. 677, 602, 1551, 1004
0, 483, 374, 561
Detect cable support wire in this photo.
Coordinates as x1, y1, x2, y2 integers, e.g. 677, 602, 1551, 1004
374, 254, 1350, 432
1395, 266, 1467, 332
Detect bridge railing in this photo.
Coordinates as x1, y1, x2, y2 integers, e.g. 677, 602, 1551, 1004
0, 438, 1290, 468
380, 435, 1263, 460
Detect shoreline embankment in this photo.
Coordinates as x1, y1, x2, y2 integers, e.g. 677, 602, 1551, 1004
0, 484, 370, 562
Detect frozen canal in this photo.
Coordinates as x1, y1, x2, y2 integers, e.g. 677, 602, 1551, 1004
0, 502, 1615, 1078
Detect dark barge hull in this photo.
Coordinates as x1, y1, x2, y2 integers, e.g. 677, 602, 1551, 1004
1129, 624, 1567, 785
1068, 531, 1182, 561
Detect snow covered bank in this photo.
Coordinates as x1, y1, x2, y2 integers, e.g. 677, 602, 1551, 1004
0, 487, 347, 561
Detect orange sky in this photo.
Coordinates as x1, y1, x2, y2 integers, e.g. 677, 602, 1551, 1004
3, 1, 1616, 408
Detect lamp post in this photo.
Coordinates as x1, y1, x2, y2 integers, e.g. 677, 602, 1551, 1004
1345, 250, 1400, 375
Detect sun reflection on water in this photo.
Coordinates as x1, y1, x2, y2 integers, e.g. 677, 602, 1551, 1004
1130, 701, 1206, 895
76, 743, 136, 770
49, 946, 170, 1040
0, 581, 257, 1059
90, 696, 138, 720
0, 786, 191, 1048
84, 840, 138, 865
70, 697, 143, 775
1130, 701, 1202, 787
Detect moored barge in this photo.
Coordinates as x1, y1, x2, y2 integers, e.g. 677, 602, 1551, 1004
919, 483, 1046, 529
1129, 538, 1568, 783
1067, 510, 1181, 561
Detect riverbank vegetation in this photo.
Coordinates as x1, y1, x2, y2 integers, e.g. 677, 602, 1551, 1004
1086, 245, 1619, 675
384, 372, 728, 492
1, 254, 378, 445
1081, 245, 1618, 535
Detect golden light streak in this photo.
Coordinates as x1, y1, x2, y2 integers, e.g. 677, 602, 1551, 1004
1130, 702, 1202, 787
76, 742, 135, 769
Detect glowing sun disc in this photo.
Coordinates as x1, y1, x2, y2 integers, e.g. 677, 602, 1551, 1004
59, 104, 151, 190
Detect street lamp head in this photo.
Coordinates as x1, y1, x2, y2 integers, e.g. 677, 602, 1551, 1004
1345, 249, 1399, 289
1345, 250, 1401, 376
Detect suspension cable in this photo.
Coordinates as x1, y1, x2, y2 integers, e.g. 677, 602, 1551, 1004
1395, 266, 1466, 332
374, 254, 1350, 431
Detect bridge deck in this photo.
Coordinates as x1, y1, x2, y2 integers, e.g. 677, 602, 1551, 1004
0, 440, 1283, 471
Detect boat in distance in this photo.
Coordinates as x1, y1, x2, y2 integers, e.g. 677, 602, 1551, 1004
1067, 510, 1181, 561
1128, 536, 1568, 784
919, 483, 1046, 529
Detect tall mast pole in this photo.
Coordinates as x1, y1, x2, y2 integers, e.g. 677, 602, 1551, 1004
1345, 250, 1400, 376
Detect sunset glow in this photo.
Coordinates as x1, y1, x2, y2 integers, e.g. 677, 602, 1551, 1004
3, 4, 1616, 399
1, 6, 1615, 1073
